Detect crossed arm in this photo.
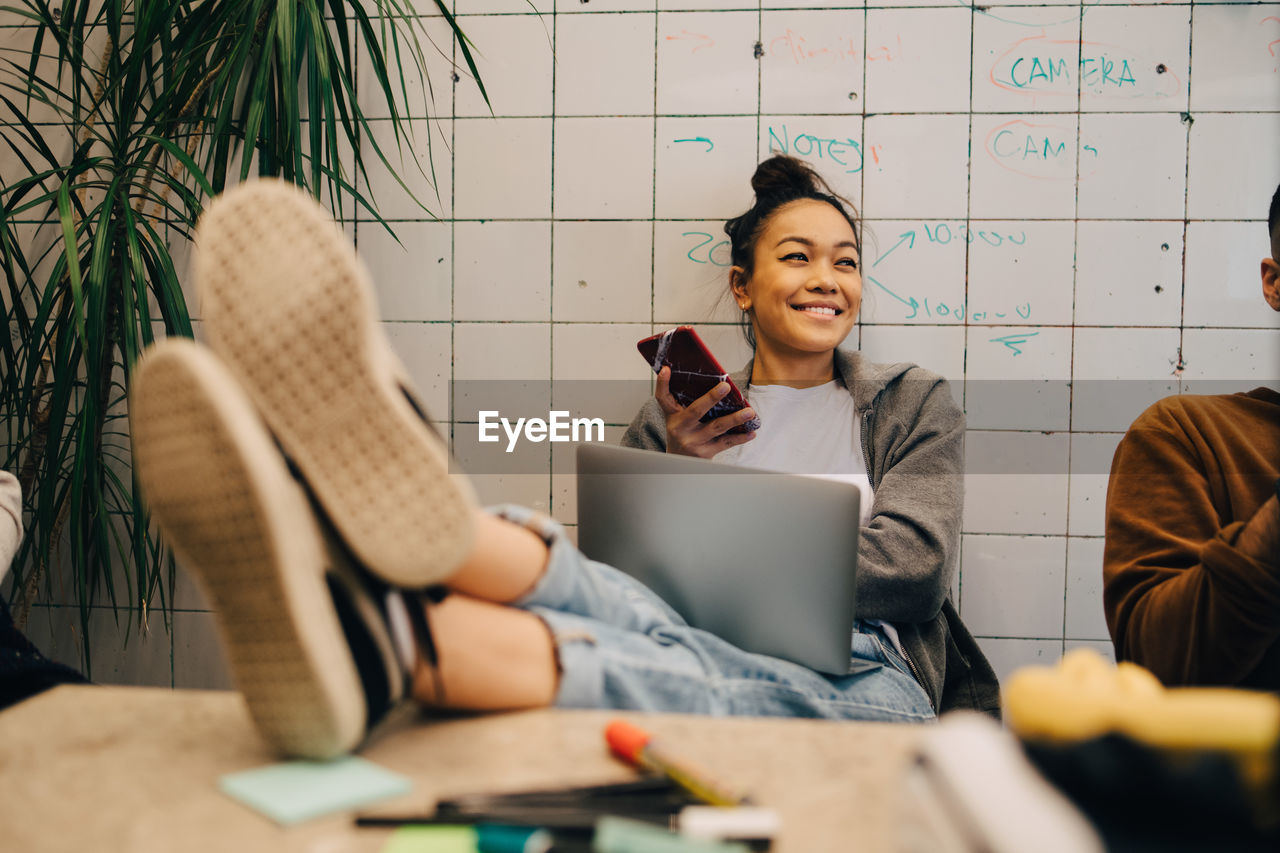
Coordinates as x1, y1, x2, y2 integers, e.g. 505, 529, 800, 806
1103, 406, 1280, 687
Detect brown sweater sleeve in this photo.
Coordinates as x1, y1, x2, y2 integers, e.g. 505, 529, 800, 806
1103, 401, 1280, 687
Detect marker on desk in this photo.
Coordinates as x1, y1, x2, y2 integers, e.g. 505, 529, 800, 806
605, 720, 751, 808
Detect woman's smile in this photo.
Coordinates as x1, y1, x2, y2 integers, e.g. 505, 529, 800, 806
791, 303, 842, 318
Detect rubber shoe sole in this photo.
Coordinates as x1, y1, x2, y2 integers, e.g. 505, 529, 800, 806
195, 178, 474, 589
130, 339, 368, 759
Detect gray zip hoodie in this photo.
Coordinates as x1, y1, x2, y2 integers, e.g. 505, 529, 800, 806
621, 348, 1000, 716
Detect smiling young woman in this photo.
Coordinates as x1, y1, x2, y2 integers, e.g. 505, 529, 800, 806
623, 155, 999, 720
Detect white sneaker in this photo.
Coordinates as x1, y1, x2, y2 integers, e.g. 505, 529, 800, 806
131, 339, 425, 759
195, 178, 475, 589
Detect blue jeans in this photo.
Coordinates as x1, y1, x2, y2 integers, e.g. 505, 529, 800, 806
498, 506, 935, 723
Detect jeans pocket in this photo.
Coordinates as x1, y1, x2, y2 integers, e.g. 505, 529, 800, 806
850, 630, 891, 668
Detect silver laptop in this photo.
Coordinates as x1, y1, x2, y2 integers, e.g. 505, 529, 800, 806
576, 444, 875, 675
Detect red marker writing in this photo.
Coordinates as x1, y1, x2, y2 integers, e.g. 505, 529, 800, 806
604, 719, 751, 808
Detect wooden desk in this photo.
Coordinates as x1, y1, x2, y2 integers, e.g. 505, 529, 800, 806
0, 686, 925, 852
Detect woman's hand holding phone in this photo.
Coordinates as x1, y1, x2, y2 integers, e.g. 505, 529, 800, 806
655, 366, 757, 458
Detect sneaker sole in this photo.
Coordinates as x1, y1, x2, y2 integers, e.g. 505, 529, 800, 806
131, 339, 365, 759
195, 179, 473, 588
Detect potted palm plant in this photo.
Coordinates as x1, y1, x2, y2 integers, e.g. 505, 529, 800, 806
0, 0, 485, 674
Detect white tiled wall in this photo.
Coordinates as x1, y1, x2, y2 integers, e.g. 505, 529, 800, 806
13, 2, 1280, 693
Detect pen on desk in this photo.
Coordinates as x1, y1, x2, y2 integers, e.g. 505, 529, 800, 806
358, 807, 673, 831
451, 777, 677, 798
441, 776, 686, 811
605, 719, 751, 807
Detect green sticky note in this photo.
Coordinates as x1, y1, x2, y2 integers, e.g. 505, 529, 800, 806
218, 756, 413, 825
380, 826, 478, 853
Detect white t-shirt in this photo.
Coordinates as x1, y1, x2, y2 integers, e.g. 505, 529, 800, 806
717, 381, 906, 658
717, 380, 874, 526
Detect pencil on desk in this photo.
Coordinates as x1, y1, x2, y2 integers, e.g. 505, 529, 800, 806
605, 719, 752, 808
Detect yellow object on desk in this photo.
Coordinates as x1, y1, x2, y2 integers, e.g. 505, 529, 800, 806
1004, 648, 1280, 750
1003, 647, 1280, 795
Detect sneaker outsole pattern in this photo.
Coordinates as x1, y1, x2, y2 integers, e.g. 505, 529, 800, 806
196, 179, 474, 589
131, 340, 365, 759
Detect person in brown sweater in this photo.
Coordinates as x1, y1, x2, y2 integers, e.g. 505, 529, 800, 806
1103, 184, 1280, 690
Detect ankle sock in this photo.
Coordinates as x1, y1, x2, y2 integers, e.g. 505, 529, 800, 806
383, 590, 418, 680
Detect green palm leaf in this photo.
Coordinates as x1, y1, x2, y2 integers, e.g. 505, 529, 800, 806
1, 0, 486, 675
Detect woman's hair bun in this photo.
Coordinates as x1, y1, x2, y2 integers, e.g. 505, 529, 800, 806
725, 155, 859, 265
750, 155, 823, 201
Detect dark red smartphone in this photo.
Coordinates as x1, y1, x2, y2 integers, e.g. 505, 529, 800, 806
637, 326, 760, 433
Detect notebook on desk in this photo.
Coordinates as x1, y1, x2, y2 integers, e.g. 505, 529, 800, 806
575, 444, 872, 675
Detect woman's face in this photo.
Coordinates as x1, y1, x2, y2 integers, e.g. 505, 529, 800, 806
731, 199, 861, 364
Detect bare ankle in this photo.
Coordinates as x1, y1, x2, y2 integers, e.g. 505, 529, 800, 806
410, 595, 558, 710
